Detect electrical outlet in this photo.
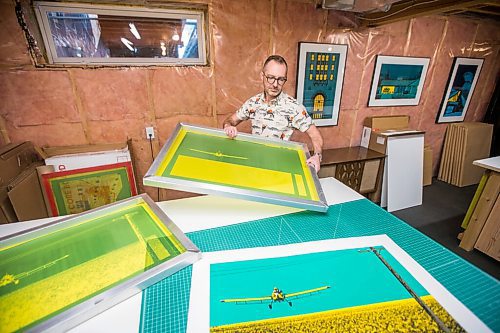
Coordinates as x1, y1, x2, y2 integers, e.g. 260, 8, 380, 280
145, 127, 155, 139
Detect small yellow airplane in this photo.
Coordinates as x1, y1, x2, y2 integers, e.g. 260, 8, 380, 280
0, 254, 70, 288
220, 285, 330, 309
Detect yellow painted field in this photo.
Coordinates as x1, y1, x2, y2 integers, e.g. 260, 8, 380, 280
211, 296, 465, 333
0, 242, 150, 332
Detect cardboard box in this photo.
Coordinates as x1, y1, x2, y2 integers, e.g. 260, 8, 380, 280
43, 141, 132, 172
0, 162, 48, 223
0, 142, 43, 187
423, 145, 432, 186
361, 115, 411, 149
363, 115, 410, 132
7, 164, 48, 221
0, 142, 44, 224
367, 129, 425, 154
0, 187, 17, 224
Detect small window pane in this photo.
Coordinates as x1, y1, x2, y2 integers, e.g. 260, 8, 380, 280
35, 2, 207, 65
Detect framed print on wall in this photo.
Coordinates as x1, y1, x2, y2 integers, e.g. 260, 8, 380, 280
296, 42, 348, 126
368, 55, 430, 107
436, 57, 484, 124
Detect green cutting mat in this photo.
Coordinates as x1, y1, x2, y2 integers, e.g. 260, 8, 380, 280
139, 199, 500, 332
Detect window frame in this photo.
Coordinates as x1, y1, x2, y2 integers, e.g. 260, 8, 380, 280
33, 1, 208, 66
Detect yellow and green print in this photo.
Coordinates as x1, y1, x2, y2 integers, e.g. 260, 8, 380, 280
210, 247, 464, 332
155, 128, 318, 201
0, 201, 185, 332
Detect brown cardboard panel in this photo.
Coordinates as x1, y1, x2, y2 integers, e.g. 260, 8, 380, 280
360, 159, 379, 192
368, 132, 387, 154
0, 142, 43, 188
0, 187, 17, 223
459, 123, 493, 187
423, 146, 432, 186
438, 126, 449, 181
445, 124, 456, 184
8, 165, 48, 221
363, 115, 410, 131
457, 125, 466, 186
451, 124, 460, 185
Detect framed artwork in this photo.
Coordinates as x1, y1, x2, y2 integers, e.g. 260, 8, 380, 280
40, 161, 137, 216
143, 123, 328, 212
187, 235, 490, 333
368, 55, 430, 107
436, 57, 484, 123
0, 194, 201, 332
296, 42, 348, 126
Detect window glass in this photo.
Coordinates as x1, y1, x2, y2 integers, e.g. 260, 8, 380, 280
35, 2, 207, 65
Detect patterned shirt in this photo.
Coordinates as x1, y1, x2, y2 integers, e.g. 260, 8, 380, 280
235, 92, 312, 140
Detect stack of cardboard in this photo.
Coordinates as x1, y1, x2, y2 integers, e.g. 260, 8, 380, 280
0, 142, 47, 223
438, 122, 493, 187
0, 141, 138, 223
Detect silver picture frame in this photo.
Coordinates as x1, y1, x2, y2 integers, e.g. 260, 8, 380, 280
0, 194, 200, 332
143, 123, 328, 212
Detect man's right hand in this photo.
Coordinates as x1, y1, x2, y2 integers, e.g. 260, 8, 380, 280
224, 125, 238, 139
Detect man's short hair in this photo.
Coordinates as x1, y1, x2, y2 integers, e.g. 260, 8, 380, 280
263, 55, 288, 71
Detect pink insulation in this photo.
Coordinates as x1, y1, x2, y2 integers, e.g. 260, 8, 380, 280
0, 0, 499, 200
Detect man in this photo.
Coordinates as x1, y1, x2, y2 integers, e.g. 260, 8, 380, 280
222, 55, 324, 172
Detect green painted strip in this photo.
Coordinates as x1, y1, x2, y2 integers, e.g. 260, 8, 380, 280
461, 172, 489, 229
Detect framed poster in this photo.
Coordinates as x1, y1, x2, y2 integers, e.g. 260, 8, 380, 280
0, 194, 200, 332
436, 57, 484, 123
143, 123, 328, 212
40, 161, 138, 216
368, 55, 430, 107
296, 42, 347, 126
187, 235, 490, 333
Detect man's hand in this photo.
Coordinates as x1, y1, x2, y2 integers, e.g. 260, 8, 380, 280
306, 153, 321, 173
224, 125, 238, 139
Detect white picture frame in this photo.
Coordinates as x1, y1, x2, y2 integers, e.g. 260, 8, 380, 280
368, 55, 430, 107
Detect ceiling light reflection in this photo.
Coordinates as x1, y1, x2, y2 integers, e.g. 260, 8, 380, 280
121, 37, 134, 51
129, 23, 141, 40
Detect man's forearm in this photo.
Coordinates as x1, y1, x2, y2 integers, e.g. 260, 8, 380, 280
223, 113, 241, 128
307, 125, 323, 155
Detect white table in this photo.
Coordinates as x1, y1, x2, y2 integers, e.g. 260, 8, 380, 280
473, 156, 500, 173
0, 177, 362, 333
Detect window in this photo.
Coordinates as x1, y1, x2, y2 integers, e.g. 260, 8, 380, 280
34, 2, 207, 65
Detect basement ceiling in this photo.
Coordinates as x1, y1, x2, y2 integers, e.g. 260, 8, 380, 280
321, 0, 500, 27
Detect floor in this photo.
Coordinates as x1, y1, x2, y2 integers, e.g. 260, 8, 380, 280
391, 179, 499, 280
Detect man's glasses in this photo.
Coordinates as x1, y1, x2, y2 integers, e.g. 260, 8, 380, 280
263, 73, 287, 85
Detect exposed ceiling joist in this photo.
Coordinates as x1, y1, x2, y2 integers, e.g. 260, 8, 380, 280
468, 7, 500, 15
358, 0, 500, 27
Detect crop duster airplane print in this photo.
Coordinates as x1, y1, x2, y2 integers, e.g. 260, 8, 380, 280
220, 285, 330, 309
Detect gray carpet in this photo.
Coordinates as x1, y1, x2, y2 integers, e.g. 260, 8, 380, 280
391, 179, 499, 280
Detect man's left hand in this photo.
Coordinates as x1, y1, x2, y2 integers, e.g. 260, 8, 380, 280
306, 154, 321, 173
